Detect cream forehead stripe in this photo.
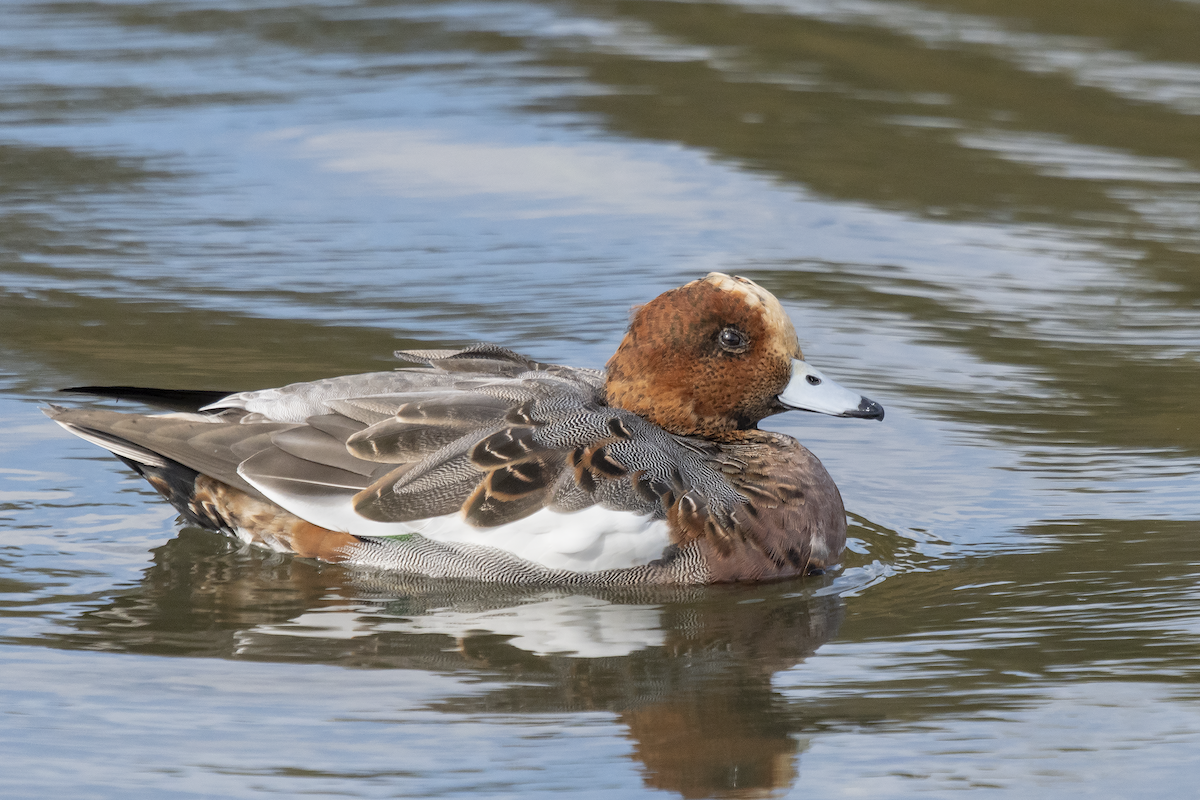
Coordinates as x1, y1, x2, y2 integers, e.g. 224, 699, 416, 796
697, 272, 800, 353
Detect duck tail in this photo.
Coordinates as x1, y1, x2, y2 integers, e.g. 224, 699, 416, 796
58, 386, 234, 412
44, 405, 222, 531
46, 406, 361, 563
115, 454, 229, 533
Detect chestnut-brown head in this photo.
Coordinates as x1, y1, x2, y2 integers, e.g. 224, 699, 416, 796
605, 273, 802, 440
605, 273, 883, 440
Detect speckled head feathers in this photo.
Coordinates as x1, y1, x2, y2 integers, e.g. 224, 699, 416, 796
605, 273, 803, 439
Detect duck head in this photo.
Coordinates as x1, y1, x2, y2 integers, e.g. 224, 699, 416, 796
605, 273, 883, 440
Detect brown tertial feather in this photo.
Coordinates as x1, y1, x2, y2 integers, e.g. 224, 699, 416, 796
470, 426, 540, 468
462, 453, 565, 526
346, 416, 477, 462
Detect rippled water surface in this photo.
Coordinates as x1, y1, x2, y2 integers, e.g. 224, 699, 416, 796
3, 1, 1199, 797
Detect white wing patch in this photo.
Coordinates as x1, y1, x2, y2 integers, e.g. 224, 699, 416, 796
239, 467, 672, 572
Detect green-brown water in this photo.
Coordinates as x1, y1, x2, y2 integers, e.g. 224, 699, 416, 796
2, 1, 1198, 797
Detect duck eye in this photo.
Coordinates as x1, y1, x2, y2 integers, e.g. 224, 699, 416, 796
718, 327, 749, 353
806, 375, 822, 386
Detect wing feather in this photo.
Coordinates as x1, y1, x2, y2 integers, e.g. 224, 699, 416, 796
53, 345, 750, 550
49, 409, 284, 497
269, 425, 380, 478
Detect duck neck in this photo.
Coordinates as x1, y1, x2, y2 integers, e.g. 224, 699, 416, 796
604, 361, 762, 442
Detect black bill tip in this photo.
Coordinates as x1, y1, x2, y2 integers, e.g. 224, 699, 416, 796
844, 396, 884, 421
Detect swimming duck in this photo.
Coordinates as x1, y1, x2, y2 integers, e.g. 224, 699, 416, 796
48, 273, 882, 585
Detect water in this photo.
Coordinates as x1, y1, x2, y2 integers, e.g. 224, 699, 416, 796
2, 0, 1198, 796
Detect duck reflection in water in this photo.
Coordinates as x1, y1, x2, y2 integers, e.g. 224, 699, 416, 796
65, 529, 843, 798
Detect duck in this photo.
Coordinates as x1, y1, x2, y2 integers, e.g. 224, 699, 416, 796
47, 273, 883, 585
